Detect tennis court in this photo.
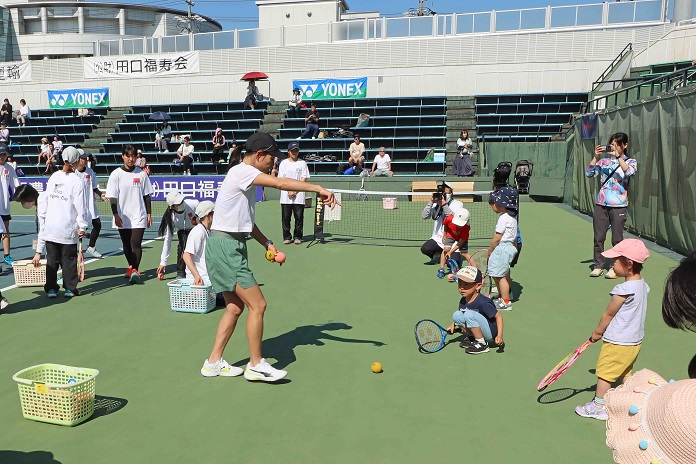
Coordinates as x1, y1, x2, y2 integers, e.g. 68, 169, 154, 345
0, 200, 690, 464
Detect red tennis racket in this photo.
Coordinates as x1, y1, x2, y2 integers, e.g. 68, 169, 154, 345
537, 339, 593, 391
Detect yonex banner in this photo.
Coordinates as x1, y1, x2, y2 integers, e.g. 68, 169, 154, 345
292, 77, 367, 100
48, 88, 109, 109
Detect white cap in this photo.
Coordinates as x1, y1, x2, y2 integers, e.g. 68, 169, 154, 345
62, 146, 80, 164
165, 190, 185, 207
195, 201, 215, 218
452, 208, 470, 227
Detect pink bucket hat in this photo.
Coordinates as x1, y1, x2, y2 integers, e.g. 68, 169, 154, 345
605, 369, 696, 463
601, 239, 650, 263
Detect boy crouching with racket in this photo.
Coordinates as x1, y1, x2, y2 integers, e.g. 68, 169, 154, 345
575, 239, 650, 420
446, 266, 504, 354
438, 208, 472, 279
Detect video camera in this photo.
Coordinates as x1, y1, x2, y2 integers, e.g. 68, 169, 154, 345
432, 180, 446, 202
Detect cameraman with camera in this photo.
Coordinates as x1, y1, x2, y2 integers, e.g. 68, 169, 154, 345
420, 181, 464, 264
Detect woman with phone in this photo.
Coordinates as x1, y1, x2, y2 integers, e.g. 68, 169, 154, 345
586, 132, 637, 279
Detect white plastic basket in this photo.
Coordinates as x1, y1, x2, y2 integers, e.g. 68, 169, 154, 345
383, 198, 397, 210
13, 363, 99, 426
168, 278, 216, 314
13, 259, 47, 287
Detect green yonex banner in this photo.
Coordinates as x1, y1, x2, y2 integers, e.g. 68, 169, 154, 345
48, 88, 109, 109
292, 77, 367, 100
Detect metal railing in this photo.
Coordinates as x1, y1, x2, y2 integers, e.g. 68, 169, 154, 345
592, 43, 633, 90
587, 64, 696, 111
95, 0, 667, 57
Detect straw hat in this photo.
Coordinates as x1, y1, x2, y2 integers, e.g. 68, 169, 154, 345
605, 369, 696, 463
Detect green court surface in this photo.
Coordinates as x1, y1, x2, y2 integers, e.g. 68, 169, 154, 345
0, 202, 692, 464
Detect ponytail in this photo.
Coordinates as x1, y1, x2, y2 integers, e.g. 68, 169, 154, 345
157, 206, 175, 237
228, 144, 244, 169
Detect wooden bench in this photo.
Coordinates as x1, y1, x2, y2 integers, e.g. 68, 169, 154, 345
411, 181, 475, 202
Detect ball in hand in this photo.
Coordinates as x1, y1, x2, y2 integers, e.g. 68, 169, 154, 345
275, 251, 286, 264
371, 362, 383, 373
265, 249, 275, 262
158, 272, 164, 280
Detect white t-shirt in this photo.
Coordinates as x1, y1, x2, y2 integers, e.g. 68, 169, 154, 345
373, 154, 391, 171
53, 140, 63, 153
431, 200, 464, 247
184, 223, 210, 281
20, 104, 30, 118
77, 167, 99, 220
603, 279, 650, 345
278, 159, 310, 205
349, 142, 365, 159
177, 144, 194, 157
211, 163, 261, 233
0, 163, 20, 215
36, 171, 89, 250
105, 167, 154, 229
160, 199, 199, 266
495, 212, 518, 243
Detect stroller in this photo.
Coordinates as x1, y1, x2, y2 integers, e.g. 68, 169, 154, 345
492, 161, 513, 191
514, 160, 533, 194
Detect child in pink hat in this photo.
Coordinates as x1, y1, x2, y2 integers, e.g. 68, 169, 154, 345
575, 238, 650, 420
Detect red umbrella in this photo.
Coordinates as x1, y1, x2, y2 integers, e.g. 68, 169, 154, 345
240, 72, 268, 81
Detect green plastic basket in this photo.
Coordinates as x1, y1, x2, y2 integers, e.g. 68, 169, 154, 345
13, 363, 99, 426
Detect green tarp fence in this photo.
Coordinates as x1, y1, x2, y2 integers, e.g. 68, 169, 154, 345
572, 87, 696, 254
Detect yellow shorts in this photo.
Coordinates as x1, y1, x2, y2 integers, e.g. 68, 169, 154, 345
596, 341, 641, 382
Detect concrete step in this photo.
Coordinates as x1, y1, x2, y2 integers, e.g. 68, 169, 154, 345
264, 114, 285, 124
446, 109, 475, 118
446, 98, 475, 109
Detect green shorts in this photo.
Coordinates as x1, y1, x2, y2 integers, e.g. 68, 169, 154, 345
205, 231, 258, 292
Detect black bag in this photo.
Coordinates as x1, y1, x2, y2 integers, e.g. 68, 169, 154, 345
493, 161, 513, 191
336, 162, 350, 174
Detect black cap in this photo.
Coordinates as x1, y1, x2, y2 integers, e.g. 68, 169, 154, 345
246, 132, 282, 158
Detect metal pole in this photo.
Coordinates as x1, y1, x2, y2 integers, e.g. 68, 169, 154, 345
186, 0, 194, 34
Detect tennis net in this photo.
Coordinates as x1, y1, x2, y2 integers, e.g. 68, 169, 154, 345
313, 189, 496, 246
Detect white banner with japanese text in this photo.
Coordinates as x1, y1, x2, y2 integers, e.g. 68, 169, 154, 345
0, 61, 32, 83
84, 52, 200, 79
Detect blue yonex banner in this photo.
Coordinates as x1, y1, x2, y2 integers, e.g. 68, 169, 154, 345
48, 88, 109, 109
292, 77, 367, 100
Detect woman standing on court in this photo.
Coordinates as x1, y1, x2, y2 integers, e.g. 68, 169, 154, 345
200, 132, 339, 382
586, 132, 637, 279
106, 144, 154, 283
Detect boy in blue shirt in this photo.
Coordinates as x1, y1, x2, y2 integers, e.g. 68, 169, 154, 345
446, 266, 505, 354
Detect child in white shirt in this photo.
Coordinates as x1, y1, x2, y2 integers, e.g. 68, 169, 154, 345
487, 187, 519, 311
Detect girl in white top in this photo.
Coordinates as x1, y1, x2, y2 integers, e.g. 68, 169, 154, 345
52, 135, 63, 157
157, 190, 199, 279
183, 201, 215, 284
17, 99, 30, 126
76, 149, 108, 258
106, 144, 154, 283
0, 146, 20, 265
176, 137, 195, 175
487, 187, 519, 311
33, 146, 89, 297
200, 132, 339, 382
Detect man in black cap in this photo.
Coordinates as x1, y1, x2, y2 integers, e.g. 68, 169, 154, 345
278, 141, 310, 244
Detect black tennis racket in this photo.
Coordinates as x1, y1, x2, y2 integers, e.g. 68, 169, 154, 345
414, 319, 450, 353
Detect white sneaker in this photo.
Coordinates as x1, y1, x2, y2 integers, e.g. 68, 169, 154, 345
164, 150, 170, 153
605, 268, 618, 279
86, 247, 103, 259
201, 358, 243, 377
589, 268, 604, 277
296, 136, 302, 140
244, 358, 287, 382
0, 297, 8, 310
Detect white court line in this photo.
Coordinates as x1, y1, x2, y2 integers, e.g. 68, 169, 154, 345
0, 238, 160, 293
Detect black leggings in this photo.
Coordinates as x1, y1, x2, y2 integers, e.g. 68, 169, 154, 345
118, 228, 145, 270
89, 218, 102, 249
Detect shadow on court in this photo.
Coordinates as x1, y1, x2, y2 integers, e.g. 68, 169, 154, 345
511, 281, 524, 302
536, 384, 596, 404
82, 395, 128, 425
0, 450, 62, 464
234, 322, 386, 370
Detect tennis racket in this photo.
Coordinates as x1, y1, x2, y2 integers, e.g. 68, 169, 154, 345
469, 248, 492, 297
414, 319, 450, 353
77, 238, 85, 282
537, 339, 593, 392
446, 257, 460, 282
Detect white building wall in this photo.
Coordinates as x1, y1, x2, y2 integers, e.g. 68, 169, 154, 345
632, 22, 696, 66
258, 0, 340, 29
0, 22, 673, 107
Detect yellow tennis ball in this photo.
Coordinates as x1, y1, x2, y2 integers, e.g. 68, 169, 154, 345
371, 362, 382, 373
265, 249, 275, 262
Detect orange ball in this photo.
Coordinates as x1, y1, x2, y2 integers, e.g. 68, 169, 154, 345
275, 251, 286, 264
158, 272, 164, 280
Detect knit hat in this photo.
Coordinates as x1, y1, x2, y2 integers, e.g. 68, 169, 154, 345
490, 187, 519, 210
605, 369, 696, 463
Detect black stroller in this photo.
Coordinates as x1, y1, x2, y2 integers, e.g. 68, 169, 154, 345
514, 160, 533, 194
492, 161, 513, 191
